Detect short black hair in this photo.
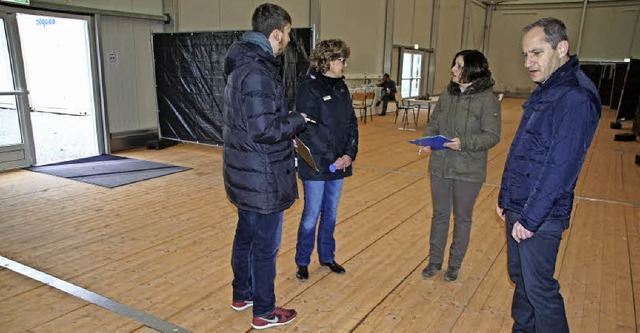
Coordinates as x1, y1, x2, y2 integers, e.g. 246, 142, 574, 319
252, 3, 292, 38
523, 17, 569, 50
451, 50, 491, 84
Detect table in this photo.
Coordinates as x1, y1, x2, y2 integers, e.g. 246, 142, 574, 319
406, 96, 439, 125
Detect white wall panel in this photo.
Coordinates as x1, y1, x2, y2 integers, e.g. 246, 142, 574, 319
281, 0, 310, 27
463, 1, 485, 51
488, 6, 582, 94
394, 0, 415, 46
413, 0, 434, 49
394, 0, 434, 48
101, 16, 163, 133
175, 0, 309, 33
221, 0, 254, 30
633, 15, 640, 58
580, 5, 640, 60
131, 0, 163, 16
134, 21, 163, 130
319, 0, 386, 76
37, 0, 164, 16
433, 0, 465, 93
177, 0, 221, 31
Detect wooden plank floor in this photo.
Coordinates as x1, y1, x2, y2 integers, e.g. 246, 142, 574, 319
0, 98, 638, 333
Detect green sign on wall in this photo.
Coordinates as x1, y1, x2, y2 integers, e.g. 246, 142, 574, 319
0, 0, 30, 4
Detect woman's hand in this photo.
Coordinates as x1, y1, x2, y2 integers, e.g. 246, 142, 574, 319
332, 155, 352, 171
418, 146, 431, 155
443, 137, 462, 151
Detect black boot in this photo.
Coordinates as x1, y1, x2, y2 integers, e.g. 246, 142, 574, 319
296, 265, 309, 280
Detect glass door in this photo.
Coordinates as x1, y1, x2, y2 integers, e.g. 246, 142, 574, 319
0, 11, 34, 171
401, 51, 423, 98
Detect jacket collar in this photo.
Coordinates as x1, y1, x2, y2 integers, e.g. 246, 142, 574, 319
526, 55, 580, 104
308, 69, 345, 88
447, 77, 495, 96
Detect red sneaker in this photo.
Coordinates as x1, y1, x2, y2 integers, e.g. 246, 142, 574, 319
251, 307, 297, 330
231, 300, 253, 311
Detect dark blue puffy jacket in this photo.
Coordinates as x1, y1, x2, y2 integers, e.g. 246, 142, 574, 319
222, 33, 306, 214
498, 56, 601, 232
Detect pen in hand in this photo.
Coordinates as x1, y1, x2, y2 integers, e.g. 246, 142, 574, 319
299, 112, 315, 124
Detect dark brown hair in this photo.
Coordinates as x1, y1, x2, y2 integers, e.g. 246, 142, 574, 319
251, 3, 291, 38
451, 50, 491, 84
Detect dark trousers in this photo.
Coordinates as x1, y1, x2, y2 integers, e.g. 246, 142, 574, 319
380, 93, 395, 115
506, 211, 569, 333
428, 175, 482, 268
231, 208, 283, 317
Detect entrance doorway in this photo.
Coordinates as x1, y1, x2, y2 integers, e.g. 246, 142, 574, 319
0, 8, 101, 170
17, 13, 99, 165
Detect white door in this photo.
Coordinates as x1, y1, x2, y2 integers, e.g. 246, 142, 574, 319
0, 11, 34, 171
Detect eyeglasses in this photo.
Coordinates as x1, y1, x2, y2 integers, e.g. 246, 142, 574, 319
334, 57, 348, 65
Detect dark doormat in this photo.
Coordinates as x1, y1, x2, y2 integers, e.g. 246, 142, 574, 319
27, 154, 191, 188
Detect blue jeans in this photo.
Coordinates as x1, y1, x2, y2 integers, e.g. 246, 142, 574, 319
231, 208, 283, 317
506, 211, 569, 333
295, 179, 343, 265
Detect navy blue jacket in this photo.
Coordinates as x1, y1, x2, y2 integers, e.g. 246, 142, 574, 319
295, 70, 358, 180
222, 33, 307, 214
498, 56, 601, 232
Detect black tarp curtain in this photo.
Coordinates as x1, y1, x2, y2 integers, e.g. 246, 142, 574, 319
152, 28, 313, 145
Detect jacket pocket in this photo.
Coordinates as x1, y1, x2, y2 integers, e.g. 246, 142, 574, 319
271, 159, 298, 205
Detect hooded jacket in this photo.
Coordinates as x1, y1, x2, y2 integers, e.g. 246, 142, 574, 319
498, 55, 601, 232
423, 76, 501, 183
222, 32, 307, 214
295, 69, 358, 180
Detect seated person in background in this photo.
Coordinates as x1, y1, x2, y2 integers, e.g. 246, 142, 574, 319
376, 73, 397, 116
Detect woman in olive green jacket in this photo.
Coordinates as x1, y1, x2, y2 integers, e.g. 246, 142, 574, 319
419, 50, 501, 281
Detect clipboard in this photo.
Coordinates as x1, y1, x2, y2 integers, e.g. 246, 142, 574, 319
295, 137, 319, 172
408, 135, 453, 150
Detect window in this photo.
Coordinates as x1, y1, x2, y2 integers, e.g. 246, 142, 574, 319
401, 51, 422, 98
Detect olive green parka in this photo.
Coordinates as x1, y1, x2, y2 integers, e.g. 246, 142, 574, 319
423, 77, 501, 183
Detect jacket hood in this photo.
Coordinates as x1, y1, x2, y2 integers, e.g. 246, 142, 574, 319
447, 77, 495, 96
224, 32, 277, 76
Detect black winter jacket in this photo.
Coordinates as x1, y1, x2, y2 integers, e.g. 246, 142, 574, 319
295, 70, 358, 180
222, 33, 307, 214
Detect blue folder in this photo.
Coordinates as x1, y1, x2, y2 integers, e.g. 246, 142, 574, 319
408, 135, 453, 150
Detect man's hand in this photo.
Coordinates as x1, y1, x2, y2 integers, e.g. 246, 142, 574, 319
496, 203, 505, 221
511, 222, 534, 243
